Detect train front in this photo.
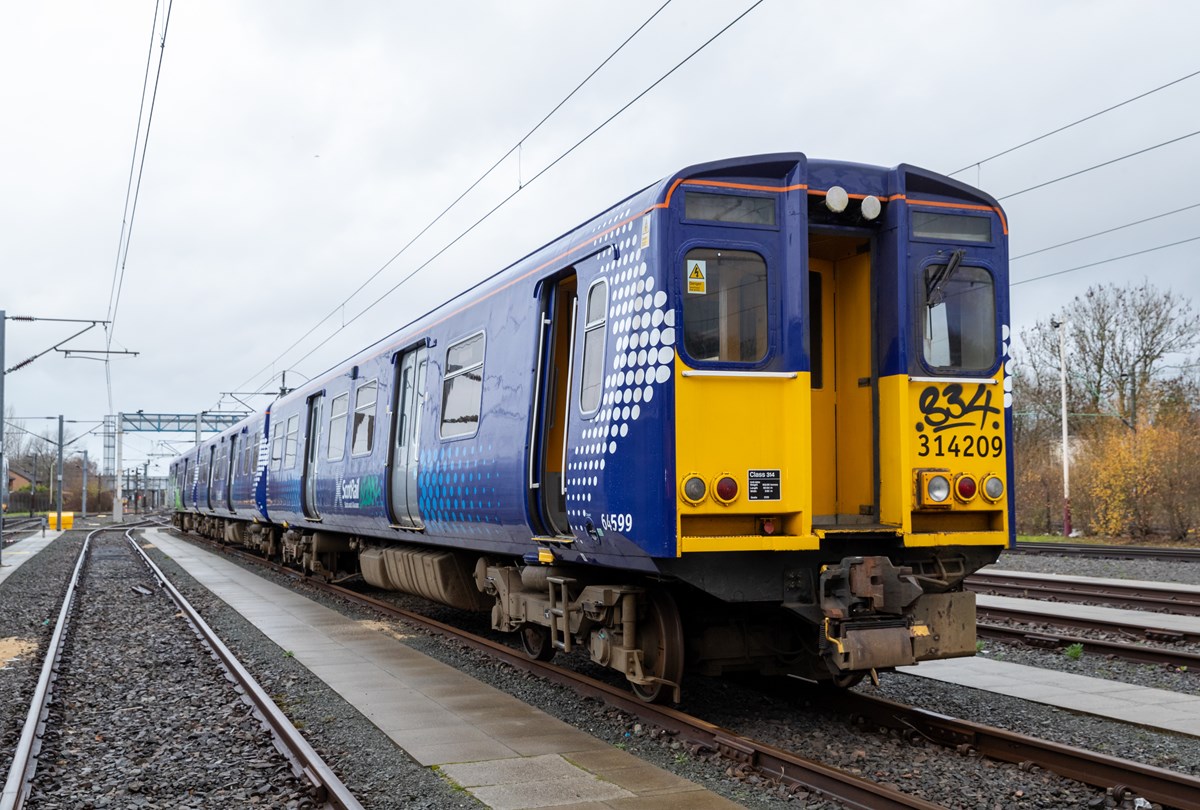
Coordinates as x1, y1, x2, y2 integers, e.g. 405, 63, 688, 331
655, 154, 1012, 685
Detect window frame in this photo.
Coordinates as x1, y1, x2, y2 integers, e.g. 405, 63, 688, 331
579, 278, 608, 417
915, 256, 999, 376
350, 380, 378, 457
440, 330, 486, 440
678, 244, 772, 367
283, 414, 300, 470
327, 392, 349, 461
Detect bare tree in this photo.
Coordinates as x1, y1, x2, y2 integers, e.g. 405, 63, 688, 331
1019, 281, 1200, 429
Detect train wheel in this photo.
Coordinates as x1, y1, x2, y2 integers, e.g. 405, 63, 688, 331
519, 624, 556, 662
828, 671, 865, 689
630, 591, 685, 704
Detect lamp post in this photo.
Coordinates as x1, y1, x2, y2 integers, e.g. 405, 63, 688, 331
1051, 317, 1071, 537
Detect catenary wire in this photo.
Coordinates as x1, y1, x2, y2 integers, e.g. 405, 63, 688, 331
255, 0, 768, 392
997, 129, 1200, 201
948, 67, 1200, 176
104, 0, 173, 416
1011, 201, 1200, 261
228, 1, 676, 401
1011, 235, 1200, 286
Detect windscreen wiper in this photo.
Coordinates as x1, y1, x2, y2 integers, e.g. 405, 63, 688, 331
926, 248, 966, 308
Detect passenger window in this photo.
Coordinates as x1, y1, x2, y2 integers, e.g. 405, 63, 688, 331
441, 333, 485, 438
681, 248, 768, 363
580, 280, 607, 414
921, 260, 996, 372
351, 382, 377, 456
284, 414, 299, 469
327, 393, 349, 460
270, 424, 284, 471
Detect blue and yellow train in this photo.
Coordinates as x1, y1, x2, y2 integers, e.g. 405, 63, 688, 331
171, 152, 1012, 701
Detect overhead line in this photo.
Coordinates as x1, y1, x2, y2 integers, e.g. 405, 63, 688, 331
228, 1, 676, 400
1011, 202, 1200, 261
267, 0, 768, 388
949, 67, 1200, 176
997, 129, 1200, 201
1011, 235, 1200, 286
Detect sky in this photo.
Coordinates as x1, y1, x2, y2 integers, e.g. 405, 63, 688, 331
2, 1, 1199, 479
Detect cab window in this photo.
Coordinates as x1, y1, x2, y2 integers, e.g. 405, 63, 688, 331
920, 258, 996, 372
681, 248, 768, 363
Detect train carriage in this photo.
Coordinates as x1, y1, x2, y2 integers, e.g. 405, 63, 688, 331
174, 152, 1012, 701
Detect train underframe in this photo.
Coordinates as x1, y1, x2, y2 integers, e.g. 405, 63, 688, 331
175, 513, 1000, 703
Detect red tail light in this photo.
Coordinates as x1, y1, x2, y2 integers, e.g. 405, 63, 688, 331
955, 475, 978, 502
715, 476, 738, 503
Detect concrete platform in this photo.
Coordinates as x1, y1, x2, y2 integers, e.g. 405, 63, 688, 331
0, 530, 64, 586
976, 591, 1200, 636
142, 529, 740, 810
900, 656, 1200, 737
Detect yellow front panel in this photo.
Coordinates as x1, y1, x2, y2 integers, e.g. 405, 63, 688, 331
674, 361, 818, 552
877, 374, 913, 531
878, 372, 1009, 544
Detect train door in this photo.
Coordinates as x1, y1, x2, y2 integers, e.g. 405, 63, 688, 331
225, 434, 238, 512
388, 345, 428, 529
528, 272, 577, 537
302, 393, 324, 520
204, 445, 215, 510
809, 236, 875, 525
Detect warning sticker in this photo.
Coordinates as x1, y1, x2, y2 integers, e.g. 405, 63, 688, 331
747, 469, 781, 501
640, 215, 651, 249
686, 260, 707, 295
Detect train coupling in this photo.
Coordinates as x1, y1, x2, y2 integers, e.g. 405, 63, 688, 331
817, 556, 977, 672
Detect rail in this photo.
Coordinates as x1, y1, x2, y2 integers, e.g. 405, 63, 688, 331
1, 524, 363, 810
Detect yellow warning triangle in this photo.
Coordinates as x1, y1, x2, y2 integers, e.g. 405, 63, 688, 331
689, 264, 704, 279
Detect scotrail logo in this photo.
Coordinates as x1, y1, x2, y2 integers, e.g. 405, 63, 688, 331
337, 475, 381, 509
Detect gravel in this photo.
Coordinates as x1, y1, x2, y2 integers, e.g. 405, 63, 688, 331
11, 528, 1197, 810
23, 532, 321, 809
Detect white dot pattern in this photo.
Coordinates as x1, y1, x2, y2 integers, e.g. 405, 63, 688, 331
565, 228, 674, 522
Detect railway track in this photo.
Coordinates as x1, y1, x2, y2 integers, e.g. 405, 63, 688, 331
0, 525, 362, 810
177, 528, 1200, 810
1012, 541, 1200, 563
966, 569, 1200, 668
968, 570, 1200, 615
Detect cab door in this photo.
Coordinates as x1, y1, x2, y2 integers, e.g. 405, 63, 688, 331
388, 345, 427, 529
809, 237, 875, 525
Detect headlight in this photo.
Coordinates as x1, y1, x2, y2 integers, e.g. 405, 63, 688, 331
927, 475, 950, 503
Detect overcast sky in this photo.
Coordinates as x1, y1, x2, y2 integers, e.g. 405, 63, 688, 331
3, 1, 1198, 478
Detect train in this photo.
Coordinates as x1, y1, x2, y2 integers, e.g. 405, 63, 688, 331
170, 152, 1012, 702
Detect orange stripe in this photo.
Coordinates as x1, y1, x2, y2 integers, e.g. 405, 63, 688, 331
376, 176, 1007, 358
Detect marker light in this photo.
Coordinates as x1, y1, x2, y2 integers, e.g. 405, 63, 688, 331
825, 186, 849, 213
955, 474, 978, 502
682, 475, 707, 504
861, 195, 882, 220
982, 475, 1005, 502
714, 475, 739, 503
